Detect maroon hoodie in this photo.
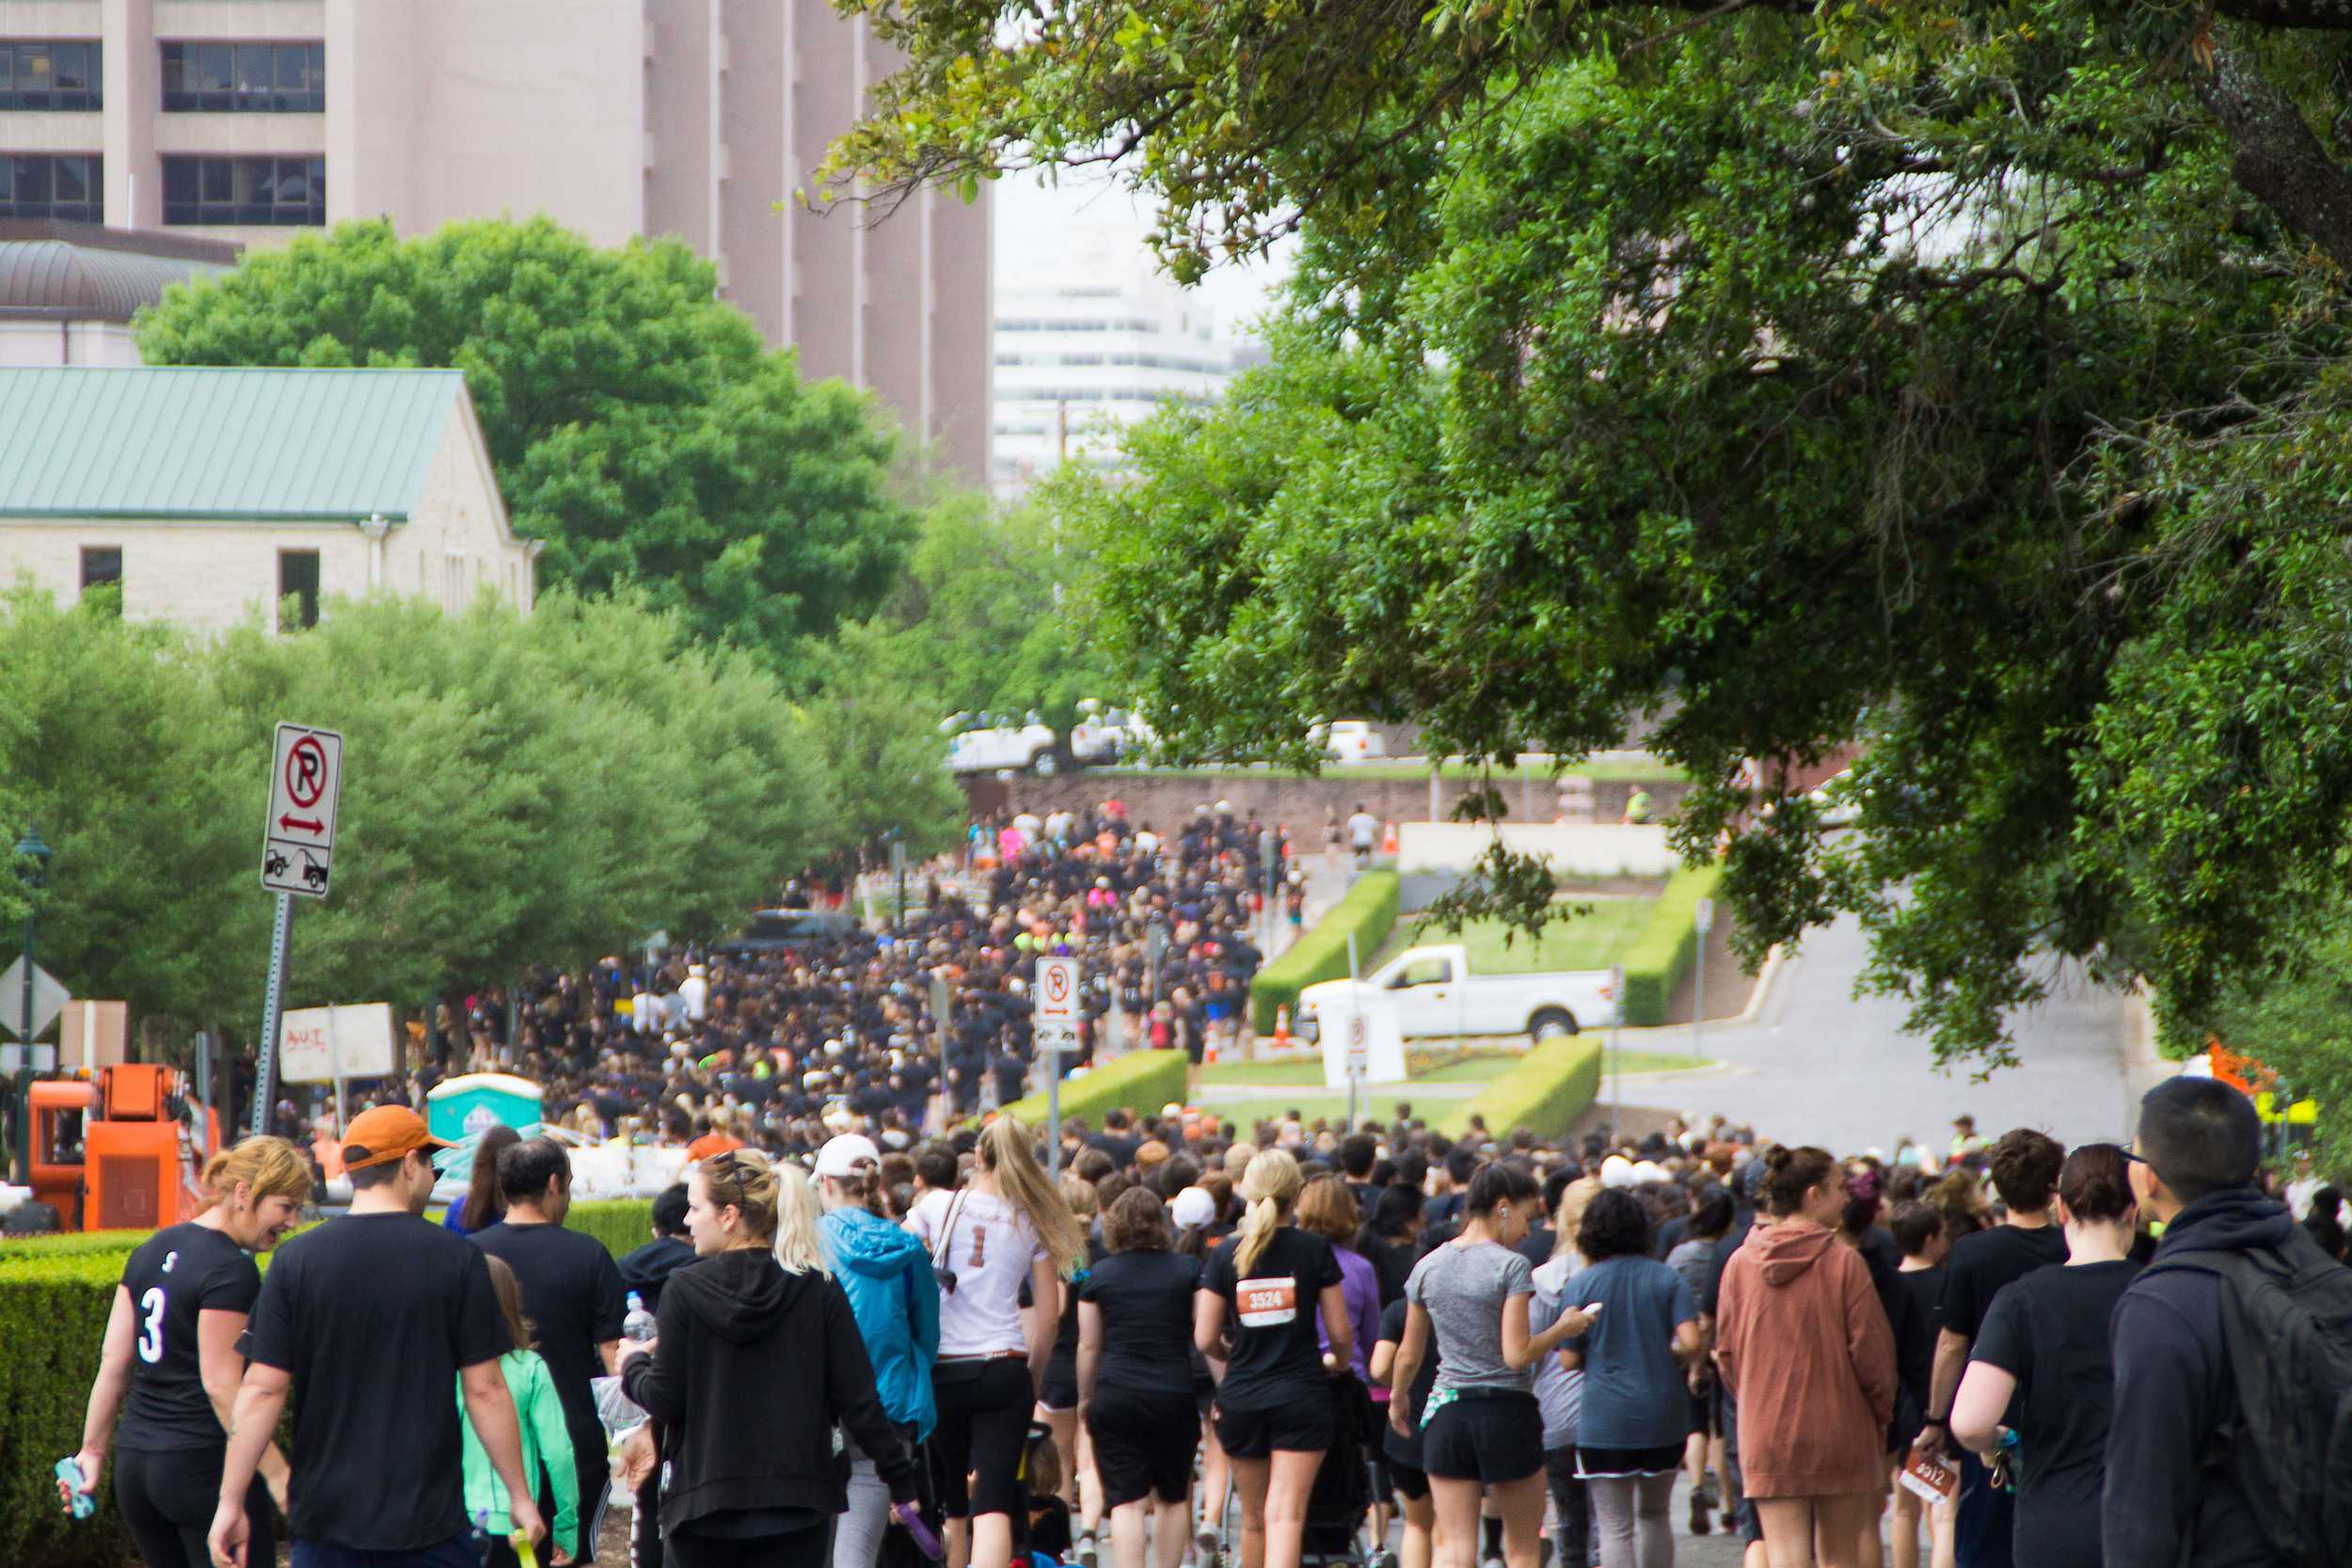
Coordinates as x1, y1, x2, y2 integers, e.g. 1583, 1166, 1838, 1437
1716, 1218, 1897, 1497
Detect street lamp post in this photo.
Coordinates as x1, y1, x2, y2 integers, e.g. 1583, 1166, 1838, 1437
11, 826, 52, 1188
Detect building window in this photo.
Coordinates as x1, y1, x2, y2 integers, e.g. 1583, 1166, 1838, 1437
79, 546, 121, 612
278, 549, 319, 630
160, 41, 322, 113
0, 42, 103, 111
162, 155, 324, 227
0, 153, 101, 220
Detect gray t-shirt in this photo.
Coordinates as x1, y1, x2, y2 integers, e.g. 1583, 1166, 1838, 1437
1406, 1240, 1536, 1395
1665, 1237, 1719, 1317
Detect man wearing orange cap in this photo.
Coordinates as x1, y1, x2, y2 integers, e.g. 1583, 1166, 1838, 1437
208, 1105, 546, 1568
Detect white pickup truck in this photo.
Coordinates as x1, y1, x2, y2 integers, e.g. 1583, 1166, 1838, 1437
1294, 943, 1619, 1043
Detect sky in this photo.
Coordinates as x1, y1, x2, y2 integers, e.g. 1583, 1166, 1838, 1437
995, 169, 1294, 342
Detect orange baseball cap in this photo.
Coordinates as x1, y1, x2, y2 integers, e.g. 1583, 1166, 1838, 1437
342, 1105, 453, 1171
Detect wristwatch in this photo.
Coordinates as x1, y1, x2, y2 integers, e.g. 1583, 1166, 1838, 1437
1921, 1417, 1949, 1431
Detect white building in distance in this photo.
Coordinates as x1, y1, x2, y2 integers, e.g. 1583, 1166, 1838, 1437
991, 231, 1242, 499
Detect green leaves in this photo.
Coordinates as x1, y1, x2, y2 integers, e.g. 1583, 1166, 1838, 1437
139, 217, 917, 687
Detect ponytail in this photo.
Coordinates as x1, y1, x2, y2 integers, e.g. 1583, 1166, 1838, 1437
1233, 1148, 1302, 1275
979, 1117, 1087, 1275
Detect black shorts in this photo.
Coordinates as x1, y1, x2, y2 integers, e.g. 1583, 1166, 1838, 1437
931, 1357, 1035, 1518
1041, 1355, 1079, 1414
1088, 1389, 1200, 1508
1422, 1391, 1543, 1484
1216, 1391, 1333, 1458
1574, 1443, 1685, 1479
116, 1442, 276, 1568
1385, 1453, 1430, 1501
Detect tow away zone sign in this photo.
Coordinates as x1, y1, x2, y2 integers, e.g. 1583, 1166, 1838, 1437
261, 722, 343, 898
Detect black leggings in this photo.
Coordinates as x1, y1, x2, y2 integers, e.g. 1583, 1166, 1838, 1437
665, 1521, 832, 1568
930, 1357, 1034, 1519
1544, 1446, 1593, 1568
115, 1444, 276, 1568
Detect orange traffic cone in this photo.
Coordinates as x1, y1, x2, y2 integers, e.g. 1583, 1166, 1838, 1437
1381, 820, 1400, 856
1203, 1029, 1219, 1067
1274, 1005, 1293, 1050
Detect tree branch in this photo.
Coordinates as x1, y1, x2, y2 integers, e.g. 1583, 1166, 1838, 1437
2195, 33, 2352, 273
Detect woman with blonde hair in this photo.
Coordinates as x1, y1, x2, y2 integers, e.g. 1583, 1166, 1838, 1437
458, 1255, 580, 1567
619, 1148, 920, 1568
68, 1135, 312, 1568
906, 1117, 1087, 1568
1195, 1148, 1353, 1568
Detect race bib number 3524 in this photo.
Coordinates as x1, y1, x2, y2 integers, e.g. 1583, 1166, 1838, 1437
1235, 1275, 1298, 1327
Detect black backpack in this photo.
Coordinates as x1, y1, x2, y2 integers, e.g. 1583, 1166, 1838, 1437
2141, 1224, 2352, 1568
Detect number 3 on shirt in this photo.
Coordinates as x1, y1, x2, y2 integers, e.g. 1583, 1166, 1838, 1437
136, 1286, 167, 1363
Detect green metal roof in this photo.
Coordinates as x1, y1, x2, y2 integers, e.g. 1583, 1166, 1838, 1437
0, 367, 465, 521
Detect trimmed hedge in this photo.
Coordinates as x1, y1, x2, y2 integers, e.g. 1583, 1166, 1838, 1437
993, 1048, 1189, 1133
1438, 1035, 1605, 1141
1618, 863, 1724, 1026
1249, 870, 1403, 1036
568, 1198, 657, 1261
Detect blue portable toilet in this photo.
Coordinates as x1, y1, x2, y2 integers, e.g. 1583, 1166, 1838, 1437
426, 1072, 544, 1144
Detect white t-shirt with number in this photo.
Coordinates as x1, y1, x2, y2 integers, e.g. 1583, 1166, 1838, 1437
906, 1187, 1047, 1357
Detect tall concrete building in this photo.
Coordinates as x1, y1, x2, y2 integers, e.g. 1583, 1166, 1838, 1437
0, 0, 989, 478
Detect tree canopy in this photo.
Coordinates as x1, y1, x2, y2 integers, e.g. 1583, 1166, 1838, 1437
829, 1, 2352, 1071
138, 217, 916, 684
0, 589, 841, 1037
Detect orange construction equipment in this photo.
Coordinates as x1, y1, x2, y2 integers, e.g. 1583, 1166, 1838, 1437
27, 1063, 219, 1231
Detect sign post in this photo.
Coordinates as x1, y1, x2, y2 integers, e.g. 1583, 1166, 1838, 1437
1693, 898, 1715, 1064
253, 722, 344, 1136
1034, 954, 1080, 1173
930, 970, 954, 1132
1609, 962, 1625, 1142
1345, 1010, 1368, 1131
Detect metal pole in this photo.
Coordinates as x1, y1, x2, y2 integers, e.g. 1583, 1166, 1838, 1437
1692, 921, 1707, 1062
893, 829, 907, 937
252, 892, 294, 1137
12, 903, 33, 1186
1046, 1046, 1061, 1175
330, 1004, 348, 1142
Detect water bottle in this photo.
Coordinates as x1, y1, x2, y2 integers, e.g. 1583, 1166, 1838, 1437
623, 1291, 656, 1343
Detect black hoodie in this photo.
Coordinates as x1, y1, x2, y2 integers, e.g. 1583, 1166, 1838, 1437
622, 1247, 918, 1536
2101, 1187, 2296, 1568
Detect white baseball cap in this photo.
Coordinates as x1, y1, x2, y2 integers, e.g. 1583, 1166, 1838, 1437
1170, 1186, 1216, 1229
814, 1132, 882, 1179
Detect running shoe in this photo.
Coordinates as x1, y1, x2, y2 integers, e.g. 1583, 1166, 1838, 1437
1078, 1532, 1099, 1568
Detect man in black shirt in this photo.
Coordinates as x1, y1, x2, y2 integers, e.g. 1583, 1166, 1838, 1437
475, 1137, 630, 1565
1914, 1127, 2066, 1568
209, 1104, 541, 1568
616, 1181, 696, 1311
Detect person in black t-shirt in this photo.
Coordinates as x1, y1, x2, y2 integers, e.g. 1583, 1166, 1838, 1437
68, 1136, 311, 1568
1195, 1150, 1349, 1568
1951, 1146, 2143, 1568
1885, 1201, 1952, 1568
473, 1137, 628, 1564
1372, 1295, 1440, 1568
1078, 1189, 1203, 1568
1912, 1128, 2067, 1568
208, 1105, 543, 1568
617, 1182, 698, 1312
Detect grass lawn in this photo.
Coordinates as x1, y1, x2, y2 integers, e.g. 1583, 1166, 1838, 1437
1212, 1092, 1442, 1126
1105, 755, 1688, 784
1375, 897, 1656, 974
1200, 1053, 1502, 1088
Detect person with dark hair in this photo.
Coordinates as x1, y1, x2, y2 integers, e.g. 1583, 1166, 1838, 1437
1359, 1181, 1426, 1307
1390, 1164, 1595, 1568
2302, 1185, 2346, 1263
1884, 1203, 1953, 1568
1912, 1127, 2065, 1568
1948, 1145, 2140, 1568
1555, 1187, 1699, 1568
2104, 1077, 2344, 1568
206, 1107, 545, 1568
1715, 1147, 1896, 1568
1341, 1134, 1381, 1217
472, 1137, 629, 1563
618, 1183, 697, 1311
1078, 1188, 1201, 1568
1664, 1191, 1734, 1539
445, 1122, 523, 1236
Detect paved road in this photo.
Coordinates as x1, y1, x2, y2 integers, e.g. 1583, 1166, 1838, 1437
1620, 912, 2145, 1153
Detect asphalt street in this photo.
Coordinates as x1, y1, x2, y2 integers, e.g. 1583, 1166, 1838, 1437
1613, 912, 2147, 1154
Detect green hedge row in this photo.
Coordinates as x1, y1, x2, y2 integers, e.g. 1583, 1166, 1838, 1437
993, 1048, 1190, 1133
1618, 863, 1724, 1026
1248, 870, 1403, 1036
1437, 1034, 1605, 1141
0, 1197, 658, 1567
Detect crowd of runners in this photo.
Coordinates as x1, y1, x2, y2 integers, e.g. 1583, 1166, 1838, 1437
58, 1071, 2352, 1568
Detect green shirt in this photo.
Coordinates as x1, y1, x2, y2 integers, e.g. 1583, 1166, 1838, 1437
456, 1349, 580, 1556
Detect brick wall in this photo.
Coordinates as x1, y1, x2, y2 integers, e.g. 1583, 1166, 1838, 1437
961, 769, 1694, 832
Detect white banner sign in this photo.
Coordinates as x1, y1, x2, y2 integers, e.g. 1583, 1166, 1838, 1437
278, 1002, 396, 1083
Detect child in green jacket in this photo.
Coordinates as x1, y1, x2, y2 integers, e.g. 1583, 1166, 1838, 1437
460, 1255, 580, 1565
